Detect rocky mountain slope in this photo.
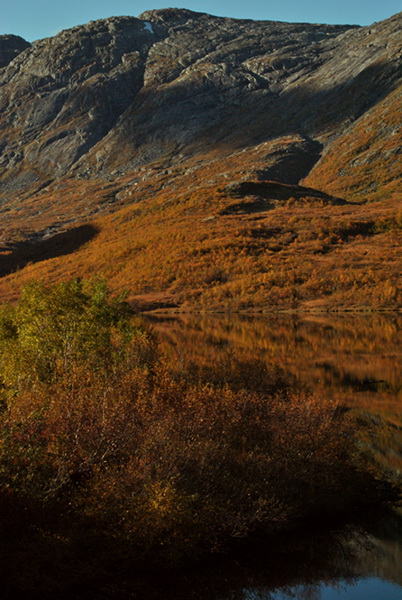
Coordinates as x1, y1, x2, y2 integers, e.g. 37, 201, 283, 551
0, 9, 401, 310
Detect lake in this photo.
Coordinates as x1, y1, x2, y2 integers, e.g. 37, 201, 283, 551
145, 312, 402, 600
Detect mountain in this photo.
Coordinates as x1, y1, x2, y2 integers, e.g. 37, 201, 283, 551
0, 9, 401, 311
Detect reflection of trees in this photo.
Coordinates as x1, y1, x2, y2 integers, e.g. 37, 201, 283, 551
281, 584, 322, 600
133, 525, 366, 600
359, 508, 402, 588
146, 512, 402, 600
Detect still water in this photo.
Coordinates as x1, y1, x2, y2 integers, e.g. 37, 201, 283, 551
148, 509, 402, 600
261, 579, 402, 600
147, 312, 402, 600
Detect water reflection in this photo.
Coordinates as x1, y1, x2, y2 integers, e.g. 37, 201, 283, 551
134, 509, 402, 600
137, 313, 402, 600
265, 578, 402, 600
149, 313, 402, 481
148, 313, 401, 407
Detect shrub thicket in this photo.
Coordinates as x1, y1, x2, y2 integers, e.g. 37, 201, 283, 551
0, 279, 389, 591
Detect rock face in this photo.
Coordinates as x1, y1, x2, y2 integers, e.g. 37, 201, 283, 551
0, 10, 400, 311
0, 17, 155, 189
0, 9, 401, 199
0, 34, 31, 68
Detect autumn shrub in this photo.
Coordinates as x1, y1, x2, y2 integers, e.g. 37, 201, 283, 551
0, 365, 373, 563
0, 279, 390, 577
169, 354, 296, 396
81, 381, 369, 561
0, 277, 157, 401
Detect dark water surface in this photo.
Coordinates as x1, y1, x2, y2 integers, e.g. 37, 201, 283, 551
145, 312, 402, 600
263, 579, 402, 600
134, 509, 402, 600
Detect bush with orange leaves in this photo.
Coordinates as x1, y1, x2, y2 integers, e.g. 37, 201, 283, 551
0, 279, 388, 570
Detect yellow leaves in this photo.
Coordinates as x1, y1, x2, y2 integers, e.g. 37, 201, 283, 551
0, 278, 158, 399
0, 126, 399, 312
146, 480, 181, 521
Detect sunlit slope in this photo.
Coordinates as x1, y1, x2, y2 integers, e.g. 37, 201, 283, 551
303, 82, 402, 204
0, 171, 400, 310
0, 11, 400, 310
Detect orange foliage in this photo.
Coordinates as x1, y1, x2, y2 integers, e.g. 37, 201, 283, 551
0, 106, 400, 312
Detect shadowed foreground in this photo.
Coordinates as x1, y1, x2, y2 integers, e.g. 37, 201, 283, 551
0, 279, 398, 597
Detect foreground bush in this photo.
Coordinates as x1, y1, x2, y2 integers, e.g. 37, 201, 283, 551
0, 279, 391, 589
1, 367, 373, 558
0, 277, 157, 399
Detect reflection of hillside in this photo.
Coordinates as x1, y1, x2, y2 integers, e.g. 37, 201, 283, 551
150, 313, 401, 406
348, 509, 402, 589
149, 313, 402, 480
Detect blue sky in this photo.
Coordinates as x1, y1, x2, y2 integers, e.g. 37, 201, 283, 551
1, 0, 401, 41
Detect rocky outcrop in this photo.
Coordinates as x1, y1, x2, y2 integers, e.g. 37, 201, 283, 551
0, 17, 159, 188
0, 34, 31, 68
0, 9, 401, 201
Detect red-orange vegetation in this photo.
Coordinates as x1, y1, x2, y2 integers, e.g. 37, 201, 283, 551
0, 116, 400, 311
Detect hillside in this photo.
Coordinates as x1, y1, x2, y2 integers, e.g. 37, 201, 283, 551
0, 9, 401, 310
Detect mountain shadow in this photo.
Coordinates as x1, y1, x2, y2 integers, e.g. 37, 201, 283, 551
0, 224, 98, 278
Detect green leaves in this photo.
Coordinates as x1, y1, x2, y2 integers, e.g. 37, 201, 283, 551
0, 278, 156, 399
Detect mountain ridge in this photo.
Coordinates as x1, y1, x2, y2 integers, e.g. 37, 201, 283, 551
0, 9, 400, 310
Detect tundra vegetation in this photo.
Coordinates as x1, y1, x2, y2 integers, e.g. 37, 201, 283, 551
0, 12, 400, 313
0, 279, 395, 594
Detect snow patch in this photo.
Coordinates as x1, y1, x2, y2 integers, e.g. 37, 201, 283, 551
143, 21, 155, 34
